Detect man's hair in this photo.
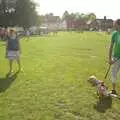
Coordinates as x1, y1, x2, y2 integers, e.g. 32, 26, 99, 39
115, 19, 120, 25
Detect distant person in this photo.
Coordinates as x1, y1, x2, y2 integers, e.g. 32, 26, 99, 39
1, 28, 4, 40
4, 28, 9, 41
26, 30, 30, 41
0, 27, 2, 40
109, 19, 120, 94
6, 29, 21, 77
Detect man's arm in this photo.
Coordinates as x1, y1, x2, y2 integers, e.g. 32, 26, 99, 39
109, 42, 114, 65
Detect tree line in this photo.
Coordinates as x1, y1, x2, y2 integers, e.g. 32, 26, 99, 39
40, 11, 96, 23
0, 0, 97, 29
62, 11, 96, 22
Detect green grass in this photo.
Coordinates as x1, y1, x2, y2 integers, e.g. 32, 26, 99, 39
0, 32, 120, 120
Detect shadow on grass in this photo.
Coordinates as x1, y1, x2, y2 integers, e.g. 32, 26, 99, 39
94, 96, 112, 113
0, 71, 19, 92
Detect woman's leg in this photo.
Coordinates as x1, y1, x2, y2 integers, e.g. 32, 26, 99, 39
9, 59, 13, 73
16, 58, 21, 71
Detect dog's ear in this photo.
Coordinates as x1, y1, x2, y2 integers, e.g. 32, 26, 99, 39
100, 81, 105, 86
89, 75, 97, 79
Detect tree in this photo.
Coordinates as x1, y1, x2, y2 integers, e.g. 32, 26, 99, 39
88, 13, 96, 21
14, 0, 38, 28
0, 0, 19, 27
62, 10, 69, 21
0, 0, 38, 28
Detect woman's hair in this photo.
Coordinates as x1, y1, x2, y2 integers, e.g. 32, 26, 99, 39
9, 29, 17, 35
9, 29, 15, 33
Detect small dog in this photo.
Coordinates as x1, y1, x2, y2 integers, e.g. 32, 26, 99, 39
88, 75, 110, 100
88, 75, 120, 102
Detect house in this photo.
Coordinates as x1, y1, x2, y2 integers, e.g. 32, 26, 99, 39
66, 19, 87, 31
41, 14, 63, 32
87, 17, 113, 31
73, 20, 86, 30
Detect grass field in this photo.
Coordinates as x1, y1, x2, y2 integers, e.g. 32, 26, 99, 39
0, 32, 120, 120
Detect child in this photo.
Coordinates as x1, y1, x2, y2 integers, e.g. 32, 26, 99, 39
6, 29, 21, 77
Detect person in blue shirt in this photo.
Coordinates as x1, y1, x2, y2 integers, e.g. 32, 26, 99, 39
6, 29, 21, 76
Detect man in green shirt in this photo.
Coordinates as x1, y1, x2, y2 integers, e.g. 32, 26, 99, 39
109, 19, 120, 94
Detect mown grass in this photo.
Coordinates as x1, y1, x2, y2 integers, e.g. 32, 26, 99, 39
0, 32, 120, 120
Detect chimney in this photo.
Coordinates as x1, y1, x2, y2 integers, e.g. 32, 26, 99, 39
104, 16, 106, 20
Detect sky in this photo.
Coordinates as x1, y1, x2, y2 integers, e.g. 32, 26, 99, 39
33, 0, 120, 20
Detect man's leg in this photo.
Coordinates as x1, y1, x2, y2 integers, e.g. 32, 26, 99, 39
111, 60, 120, 93
112, 83, 116, 91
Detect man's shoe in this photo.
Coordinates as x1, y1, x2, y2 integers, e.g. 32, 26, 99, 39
111, 90, 117, 95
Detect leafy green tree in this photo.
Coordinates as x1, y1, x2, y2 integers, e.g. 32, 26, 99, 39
14, 0, 38, 28
62, 10, 69, 21
88, 13, 96, 21
0, 0, 38, 28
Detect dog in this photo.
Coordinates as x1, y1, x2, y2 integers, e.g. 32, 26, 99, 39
88, 75, 120, 103
88, 75, 110, 100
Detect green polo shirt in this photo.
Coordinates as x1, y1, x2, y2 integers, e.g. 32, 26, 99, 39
112, 31, 120, 59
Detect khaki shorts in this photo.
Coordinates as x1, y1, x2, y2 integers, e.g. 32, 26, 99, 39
7, 50, 20, 60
